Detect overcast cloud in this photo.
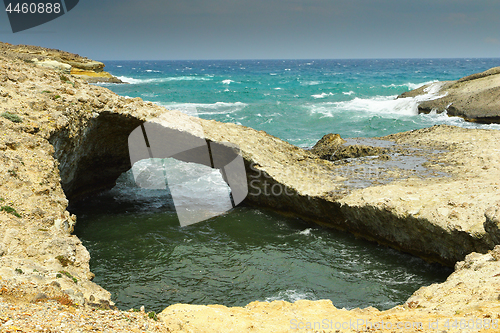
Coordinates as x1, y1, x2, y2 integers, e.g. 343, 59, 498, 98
0, 0, 499, 60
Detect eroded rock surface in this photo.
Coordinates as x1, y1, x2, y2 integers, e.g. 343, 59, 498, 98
158, 246, 500, 332
0, 42, 123, 83
399, 66, 500, 123
1, 46, 500, 331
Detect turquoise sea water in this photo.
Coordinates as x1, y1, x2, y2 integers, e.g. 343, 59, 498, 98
104, 58, 500, 145
72, 58, 499, 312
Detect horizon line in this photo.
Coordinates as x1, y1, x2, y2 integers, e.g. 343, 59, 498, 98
97, 56, 500, 62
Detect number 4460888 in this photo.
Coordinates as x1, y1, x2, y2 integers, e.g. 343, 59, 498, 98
5, 2, 61, 14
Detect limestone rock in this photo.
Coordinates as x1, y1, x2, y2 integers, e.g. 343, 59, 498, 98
30, 58, 71, 74
2, 43, 500, 330
0, 42, 123, 84
398, 66, 500, 123
485, 202, 500, 244
310, 133, 346, 159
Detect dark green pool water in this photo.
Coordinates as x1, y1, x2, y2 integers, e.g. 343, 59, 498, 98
70, 170, 451, 313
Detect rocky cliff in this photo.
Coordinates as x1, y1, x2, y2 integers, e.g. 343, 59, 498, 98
0, 42, 123, 83
399, 66, 500, 123
2, 46, 500, 331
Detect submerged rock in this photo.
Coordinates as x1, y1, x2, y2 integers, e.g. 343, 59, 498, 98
311, 133, 389, 162
310, 133, 346, 159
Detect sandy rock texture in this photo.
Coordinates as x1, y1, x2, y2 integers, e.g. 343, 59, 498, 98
1, 44, 500, 331
399, 66, 500, 123
0, 42, 123, 83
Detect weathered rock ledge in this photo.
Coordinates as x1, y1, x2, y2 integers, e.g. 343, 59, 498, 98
0, 42, 123, 83
399, 66, 500, 123
1, 49, 500, 331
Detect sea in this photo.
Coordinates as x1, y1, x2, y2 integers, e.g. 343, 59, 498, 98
70, 58, 499, 312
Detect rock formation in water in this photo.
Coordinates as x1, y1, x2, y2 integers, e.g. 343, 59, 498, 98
2, 44, 500, 331
399, 66, 500, 123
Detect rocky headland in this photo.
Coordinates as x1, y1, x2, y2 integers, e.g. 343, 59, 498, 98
1, 46, 500, 332
399, 66, 500, 123
0, 42, 123, 83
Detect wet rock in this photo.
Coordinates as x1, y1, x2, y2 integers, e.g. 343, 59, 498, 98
310, 133, 346, 159
399, 66, 500, 123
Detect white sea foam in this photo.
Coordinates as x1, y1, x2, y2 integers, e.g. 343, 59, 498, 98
263, 290, 315, 303
301, 80, 322, 86
160, 101, 248, 116
222, 79, 234, 84
343, 91, 355, 95
117, 76, 144, 84
382, 80, 438, 90
420, 111, 500, 130
299, 228, 313, 235
130, 158, 233, 217
312, 92, 335, 99
309, 82, 448, 117
116, 75, 211, 84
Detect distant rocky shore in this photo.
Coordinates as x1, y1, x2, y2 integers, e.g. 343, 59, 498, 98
0, 42, 123, 83
1, 43, 500, 332
399, 66, 500, 123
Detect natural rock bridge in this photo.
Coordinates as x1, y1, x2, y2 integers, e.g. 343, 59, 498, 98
44, 78, 500, 267
3, 47, 500, 329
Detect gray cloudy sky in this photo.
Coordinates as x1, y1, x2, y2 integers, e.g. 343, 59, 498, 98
0, 0, 499, 60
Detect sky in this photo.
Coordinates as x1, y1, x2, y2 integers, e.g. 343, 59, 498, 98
0, 0, 499, 61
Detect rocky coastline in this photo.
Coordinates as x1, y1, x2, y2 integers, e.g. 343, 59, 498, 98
398, 66, 500, 123
1, 45, 500, 332
0, 42, 123, 83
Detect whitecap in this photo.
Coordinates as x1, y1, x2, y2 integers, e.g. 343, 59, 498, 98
116, 76, 211, 84
420, 111, 500, 130
222, 79, 234, 84
301, 81, 322, 86
116, 76, 144, 84
308, 82, 448, 118
299, 228, 312, 235
382, 80, 438, 90
163, 76, 211, 82
312, 92, 335, 99
159, 101, 248, 116
262, 290, 315, 303
343, 91, 355, 95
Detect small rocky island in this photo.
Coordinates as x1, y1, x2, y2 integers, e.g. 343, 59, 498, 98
1, 42, 500, 332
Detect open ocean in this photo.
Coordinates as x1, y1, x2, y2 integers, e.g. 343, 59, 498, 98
71, 58, 498, 312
